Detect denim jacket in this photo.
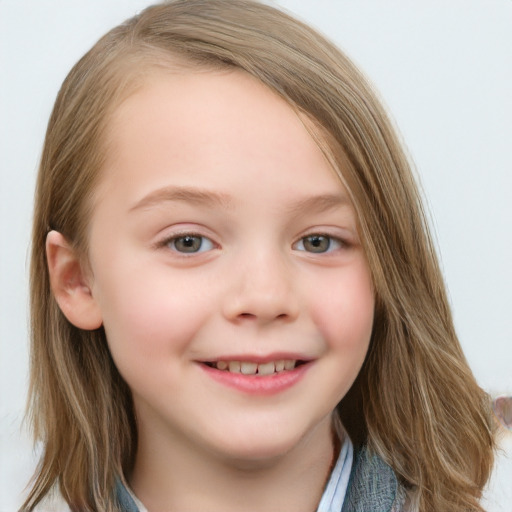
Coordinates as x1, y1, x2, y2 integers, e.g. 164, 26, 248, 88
115, 445, 406, 512
341, 444, 406, 511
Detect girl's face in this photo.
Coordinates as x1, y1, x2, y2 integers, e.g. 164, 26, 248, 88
86, 69, 374, 464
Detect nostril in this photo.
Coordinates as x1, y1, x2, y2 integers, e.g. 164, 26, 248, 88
239, 313, 256, 319
237, 312, 289, 321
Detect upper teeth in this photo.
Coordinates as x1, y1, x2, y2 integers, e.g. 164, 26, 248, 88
214, 360, 297, 375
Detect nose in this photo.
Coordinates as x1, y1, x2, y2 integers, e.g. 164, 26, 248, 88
222, 248, 300, 325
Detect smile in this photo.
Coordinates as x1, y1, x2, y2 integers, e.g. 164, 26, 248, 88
200, 358, 311, 395
204, 359, 303, 376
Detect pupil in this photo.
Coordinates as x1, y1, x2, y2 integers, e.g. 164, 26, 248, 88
305, 235, 329, 253
177, 236, 201, 252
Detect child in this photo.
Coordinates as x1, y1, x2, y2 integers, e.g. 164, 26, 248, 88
23, 1, 496, 511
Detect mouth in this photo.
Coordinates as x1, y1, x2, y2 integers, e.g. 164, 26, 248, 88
199, 357, 312, 395
202, 359, 308, 376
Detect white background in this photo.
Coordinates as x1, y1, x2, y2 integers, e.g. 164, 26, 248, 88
1, 1, 511, 510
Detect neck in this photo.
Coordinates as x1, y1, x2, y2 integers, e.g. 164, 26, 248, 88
130, 416, 338, 512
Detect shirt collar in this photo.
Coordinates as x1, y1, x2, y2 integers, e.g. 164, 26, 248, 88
316, 435, 353, 512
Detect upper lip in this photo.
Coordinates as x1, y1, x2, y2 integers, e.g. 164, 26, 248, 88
197, 353, 314, 364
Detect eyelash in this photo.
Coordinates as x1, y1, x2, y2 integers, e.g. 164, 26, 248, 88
157, 233, 216, 254
156, 232, 349, 255
293, 234, 348, 254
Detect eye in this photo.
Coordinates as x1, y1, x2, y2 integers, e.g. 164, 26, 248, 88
166, 234, 215, 254
294, 234, 344, 253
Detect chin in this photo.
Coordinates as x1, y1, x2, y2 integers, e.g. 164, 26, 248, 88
207, 426, 312, 467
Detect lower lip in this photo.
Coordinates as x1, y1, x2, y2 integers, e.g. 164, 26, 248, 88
199, 363, 311, 395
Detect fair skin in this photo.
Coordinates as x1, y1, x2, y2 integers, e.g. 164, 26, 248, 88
47, 69, 374, 512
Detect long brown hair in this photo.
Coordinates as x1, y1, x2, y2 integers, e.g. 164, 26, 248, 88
24, 1, 496, 510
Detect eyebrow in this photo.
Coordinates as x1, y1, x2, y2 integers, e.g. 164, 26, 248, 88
129, 186, 234, 212
129, 185, 350, 215
284, 193, 351, 216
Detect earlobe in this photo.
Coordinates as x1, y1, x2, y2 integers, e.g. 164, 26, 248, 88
46, 230, 103, 330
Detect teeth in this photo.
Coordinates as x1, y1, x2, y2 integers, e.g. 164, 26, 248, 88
240, 362, 258, 375
214, 359, 298, 375
228, 361, 241, 373
284, 359, 295, 370
216, 361, 228, 371
257, 361, 275, 376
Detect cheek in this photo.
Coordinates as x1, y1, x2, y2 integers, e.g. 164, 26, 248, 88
95, 267, 215, 363
310, 264, 375, 352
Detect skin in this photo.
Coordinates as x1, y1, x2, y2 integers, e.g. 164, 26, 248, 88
48, 69, 374, 512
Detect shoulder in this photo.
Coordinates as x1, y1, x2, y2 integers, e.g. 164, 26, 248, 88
341, 444, 409, 512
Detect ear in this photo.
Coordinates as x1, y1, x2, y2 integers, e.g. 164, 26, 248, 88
46, 230, 103, 330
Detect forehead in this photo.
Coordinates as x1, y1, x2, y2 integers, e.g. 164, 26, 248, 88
106, 68, 317, 155
96, 68, 347, 208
